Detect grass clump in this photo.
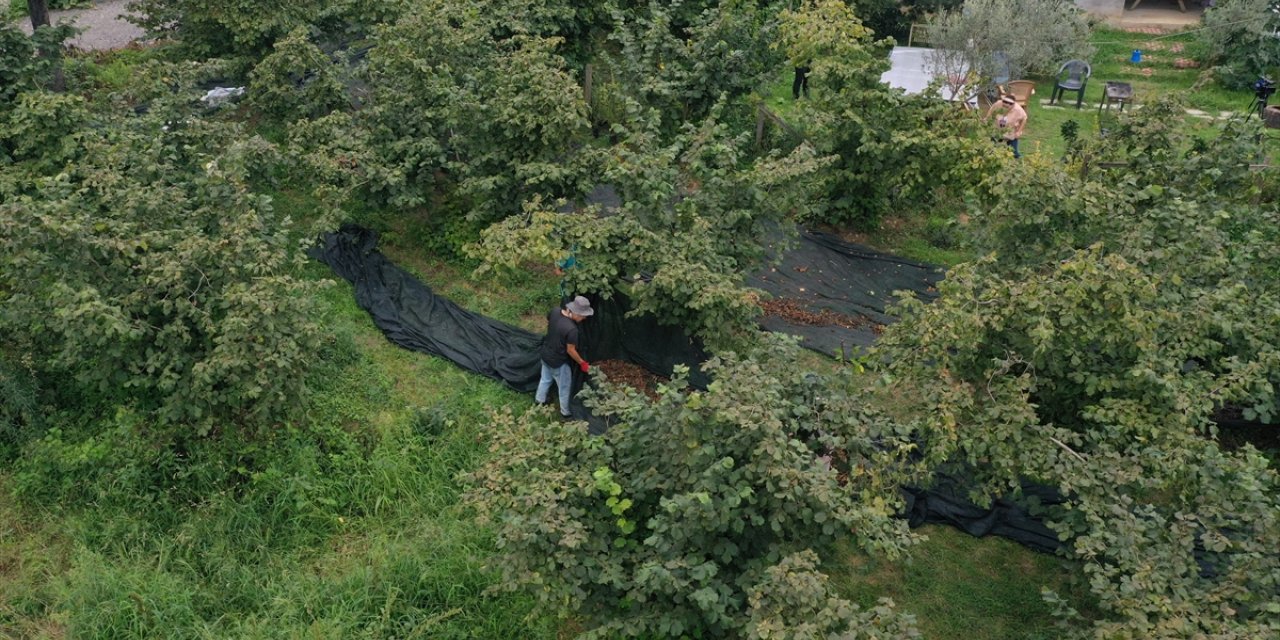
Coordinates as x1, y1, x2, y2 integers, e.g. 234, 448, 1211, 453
0, 264, 557, 639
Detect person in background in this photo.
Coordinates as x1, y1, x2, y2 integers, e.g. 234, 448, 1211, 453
535, 295, 593, 420
792, 64, 811, 100
986, 94, 1027, 159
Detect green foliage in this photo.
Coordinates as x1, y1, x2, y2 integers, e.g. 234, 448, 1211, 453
881, 252, 1280, 636
89, 56, 248, 118
876, 103, 1280, 637
7, 0, 89, 14
1196, 0, 1280, 89
857, 0, 962, 42
126, 0, 402, 57
745, 551, 920, 639
925, 0, 1093, 87
2, 280, 558, 637
969, 101, 1278, 277
0, 22, 76, 103
284, 111, 377, 193
248, 26, 348, 119
1059, 119, 1079, 152
1045, 443, 1280, 639
467, 0, 611, 65
0, 353, 38, 460
470, 103, 830, 351
448, 35, 593, 223
288, 2, 591, 223
1, 90, 87, 169
599, 0, 784, 130
0, 97, 326, 437
467, 344, 929, 638
779, 0, 1000, 229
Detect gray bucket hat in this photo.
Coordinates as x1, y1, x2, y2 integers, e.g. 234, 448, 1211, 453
565, 296, 594, 317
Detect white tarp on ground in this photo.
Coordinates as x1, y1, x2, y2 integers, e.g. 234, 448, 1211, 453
880, 46, 971, 104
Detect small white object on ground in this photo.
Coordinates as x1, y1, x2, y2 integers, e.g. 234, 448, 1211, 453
200, 87, 246, 107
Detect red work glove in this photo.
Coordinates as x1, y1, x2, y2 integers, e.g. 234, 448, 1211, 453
579, 361, 590, 373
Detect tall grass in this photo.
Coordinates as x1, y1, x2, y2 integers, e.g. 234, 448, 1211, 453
0, 271, 559, 639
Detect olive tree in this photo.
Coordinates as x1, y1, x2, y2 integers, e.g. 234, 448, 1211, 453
925, 0, 1093, 97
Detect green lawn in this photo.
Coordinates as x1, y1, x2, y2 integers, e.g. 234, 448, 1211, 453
762, 26, 1268, 162
1018, 28, 1251, 159
831, 526, 1095, 640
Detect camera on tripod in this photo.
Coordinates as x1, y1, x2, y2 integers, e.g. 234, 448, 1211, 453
1248, 76, 1276, 119
1253, 76, 1276, 103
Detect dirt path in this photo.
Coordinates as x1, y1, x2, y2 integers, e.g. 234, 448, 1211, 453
14, 0, 145, 51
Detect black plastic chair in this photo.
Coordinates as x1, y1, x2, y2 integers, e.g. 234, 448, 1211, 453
1049, 60, 1091, 108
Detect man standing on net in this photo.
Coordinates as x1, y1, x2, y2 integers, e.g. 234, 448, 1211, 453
536, 295, 593, 420
987, 94, 1027, 159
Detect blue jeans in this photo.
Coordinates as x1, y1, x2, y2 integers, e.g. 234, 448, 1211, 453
1006, 138, 1021, 159
535, 361, 573, 417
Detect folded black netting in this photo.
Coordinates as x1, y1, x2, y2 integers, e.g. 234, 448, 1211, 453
310, 224, 545, 392
309, 225, 709, 434
312, 224, 1065, 554
902, 474, 1068, 554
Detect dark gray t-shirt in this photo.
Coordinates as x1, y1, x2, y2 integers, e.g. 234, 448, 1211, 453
540, 307, 579, 367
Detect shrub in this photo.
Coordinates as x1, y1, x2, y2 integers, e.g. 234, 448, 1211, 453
125, 0, 401, 57
467, 344, 929, 638
0, 109, 327, 436
1, 90, 88, 169
0, 22, 75, 103
877, 108, 1280, 637
0, 352, 38, 460
469, 104, 831, 352
248, 26, 348, 119
601, 0, 784, 131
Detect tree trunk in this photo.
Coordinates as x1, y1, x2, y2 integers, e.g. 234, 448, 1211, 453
26, 0, 65, 92
27, 0, 50, 30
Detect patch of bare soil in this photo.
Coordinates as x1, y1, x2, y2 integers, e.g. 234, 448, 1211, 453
760, 298, 882, 334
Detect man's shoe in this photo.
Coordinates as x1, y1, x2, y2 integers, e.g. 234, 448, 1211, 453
558, 413, 573, 422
